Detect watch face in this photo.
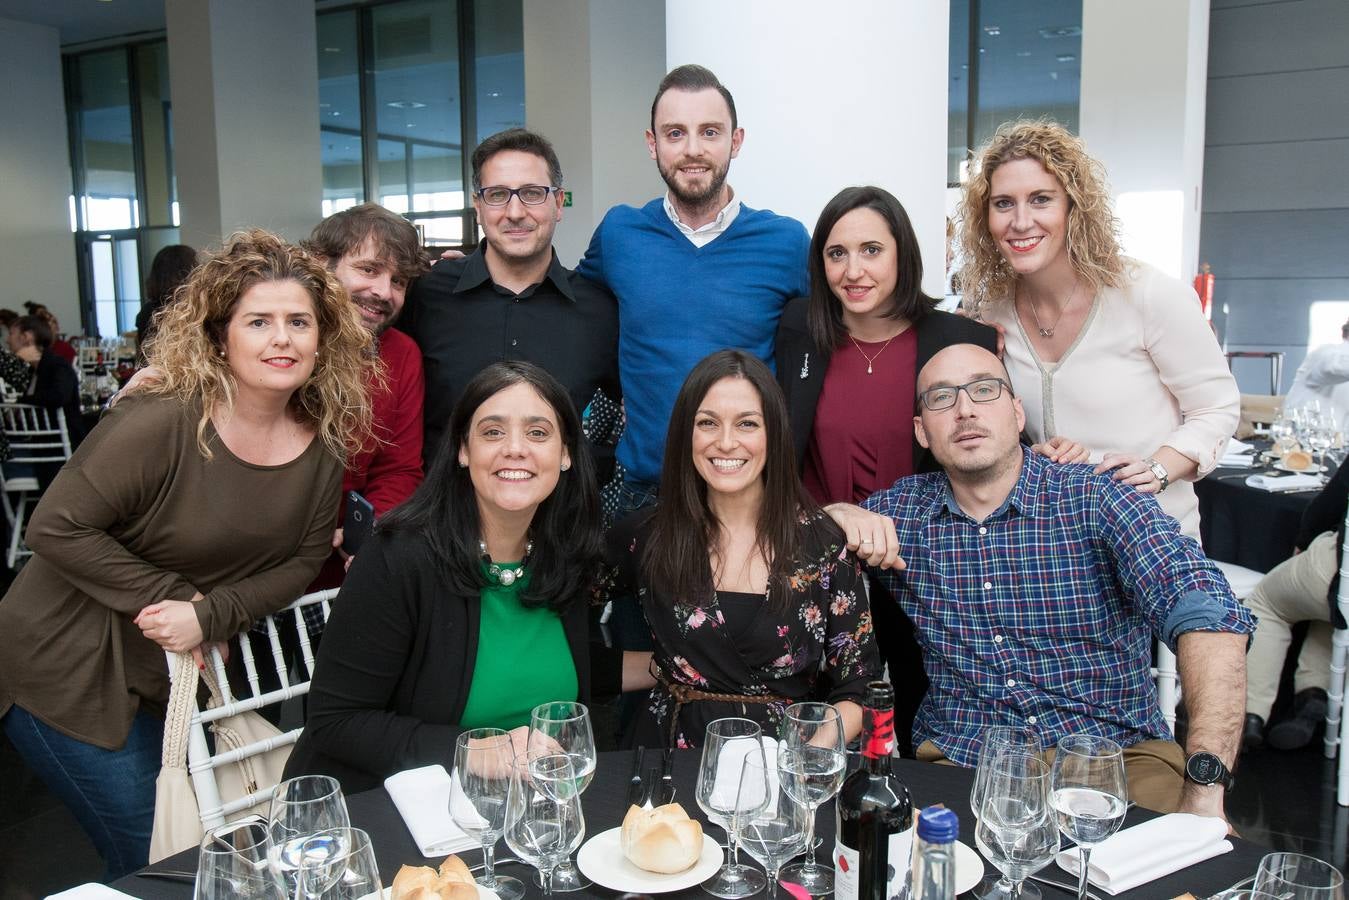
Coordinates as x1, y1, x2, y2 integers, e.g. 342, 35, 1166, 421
1187, 752, 1222, 784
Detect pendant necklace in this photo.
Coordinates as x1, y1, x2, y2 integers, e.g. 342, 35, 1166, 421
1026, 281, 1081, 339
480, 539, 533, 586
848, 332, 900, 375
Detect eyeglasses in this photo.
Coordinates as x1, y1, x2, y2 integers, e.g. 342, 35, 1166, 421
475, 185, 559, 207
919, 377, 1013, 411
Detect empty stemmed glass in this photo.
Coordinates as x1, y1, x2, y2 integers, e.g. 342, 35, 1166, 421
1049, 735, 1128, 900
292, 826, 383, 900
266, 774, 351, 896
737, 754, 811, 900
972, 726, 1043, 900
195, 820, 284, 900
1254, 852, 1345, 900
697, 717, 770, 898
976, 754, 1059, 900
529, 701, 596, 892
453, 727, 526, 900
505, 751, 586, 898
776, 702, 846, 895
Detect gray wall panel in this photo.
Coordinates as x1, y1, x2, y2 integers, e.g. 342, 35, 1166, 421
1204, 140, 1349, 212
1209, 0, 1349, 77
1206, 69, 1349, 145
1200, 210, 1349, 280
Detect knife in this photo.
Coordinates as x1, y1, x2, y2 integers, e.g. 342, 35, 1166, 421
625, 745, 646, 806
656, 746, 676, 805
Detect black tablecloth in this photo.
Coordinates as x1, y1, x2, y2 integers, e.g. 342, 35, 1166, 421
1198, 465, 1316, 573
116, 751, 1268, 899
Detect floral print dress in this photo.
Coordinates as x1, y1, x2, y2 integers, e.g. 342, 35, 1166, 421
607, 509, 880, 749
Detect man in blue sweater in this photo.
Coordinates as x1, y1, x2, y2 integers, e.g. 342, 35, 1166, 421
576, 64, 810, 524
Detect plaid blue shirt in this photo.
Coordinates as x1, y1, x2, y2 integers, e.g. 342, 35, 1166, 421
864, 448, 1254, 766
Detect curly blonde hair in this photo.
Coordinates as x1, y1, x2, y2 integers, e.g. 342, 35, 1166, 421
142, 229, 378, 461
957, 120, 1125, 314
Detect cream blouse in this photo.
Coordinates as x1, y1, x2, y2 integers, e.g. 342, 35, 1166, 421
981, 259, 1240, 540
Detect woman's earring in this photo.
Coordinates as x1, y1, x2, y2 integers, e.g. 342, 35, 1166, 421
561, 461, 570, 472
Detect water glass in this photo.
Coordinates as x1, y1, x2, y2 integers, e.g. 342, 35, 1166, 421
1254, 852, 1345, 900
776, 702, 846, 895
976, 754, 1059, 900
453, 727, 525, 900
737, 754, 811, 900
697, 718, 769, 898
266, 774, 351, 894
293, 826, 382, 900
973, 726, 1043, 900
504, 751, 586, 898
1049, 735, 1127, 900
195, 819, 283, 900
530, 701, 596, 892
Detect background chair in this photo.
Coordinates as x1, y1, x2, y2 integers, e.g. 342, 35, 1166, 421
1323, 513, 1349, 805
0, 402, 73, 568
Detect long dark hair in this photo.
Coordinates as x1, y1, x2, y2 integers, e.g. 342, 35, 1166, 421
644, 350, 815, 607
380, 361, 600, 611
807, 185, 937, 352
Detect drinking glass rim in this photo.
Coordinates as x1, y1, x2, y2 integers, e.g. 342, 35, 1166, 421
1258, 851, 1345, 887
530, 701, 589, 723
705, 716, 763, 739
1053, 734, 1124, 758
272, 773, 344, 804
200, 819, 269, 856
458, 726, 513, 748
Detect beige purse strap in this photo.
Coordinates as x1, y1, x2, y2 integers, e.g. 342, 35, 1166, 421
161, 652, 200, 770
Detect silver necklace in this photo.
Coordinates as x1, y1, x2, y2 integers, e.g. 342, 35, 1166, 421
480, 539, 533, 586
1025, 281, 1081, 338
848, 332, 900, 375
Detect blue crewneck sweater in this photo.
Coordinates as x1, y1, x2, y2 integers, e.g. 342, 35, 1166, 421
577, 198, 809, 484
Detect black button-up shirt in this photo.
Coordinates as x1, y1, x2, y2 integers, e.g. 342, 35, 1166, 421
402, 247, 620, 464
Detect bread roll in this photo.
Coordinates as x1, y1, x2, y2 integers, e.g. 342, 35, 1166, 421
1285, 449, 1313, 470
620, 802, 704, 874
439, 854, 475, 885
391, 865, 441, 899
390, 855, 478, 900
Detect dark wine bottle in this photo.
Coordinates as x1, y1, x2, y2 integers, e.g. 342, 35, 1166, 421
835, 681, 915, 900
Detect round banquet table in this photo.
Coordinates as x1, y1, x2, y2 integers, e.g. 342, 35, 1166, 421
1197, 461, 1325, 573
116, 750, 1269, 900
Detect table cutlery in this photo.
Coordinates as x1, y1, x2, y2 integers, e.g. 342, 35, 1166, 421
1028, 871, 1106, 900
657, 746, 676, 805
625, 745, 646, 807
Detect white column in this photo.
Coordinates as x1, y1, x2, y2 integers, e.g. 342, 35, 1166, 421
166, 0, 322, 249
1079, 0, 1210, 282
523, 0, 667, 266
0, 18, 80, 329
665, 0, 952, 299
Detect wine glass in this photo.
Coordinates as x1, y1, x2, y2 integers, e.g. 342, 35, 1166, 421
266, 774, 351, 895
529, 701, 596, 892
453, 727, 526, 900
737, 754, 811, 900
195, 820, 284, 900
697, 717, 770, 898
505, 751, 586, 898
1309, 420, 1335, 482
293, 827, 382, 900
1254, 852, 1345, 900
776, 702, 846, 895
976, 754, 1059, 900
1049, 735, 1128, 900
972, 726, 1043, 900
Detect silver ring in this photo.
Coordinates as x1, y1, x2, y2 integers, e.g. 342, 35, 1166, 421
861, 539, 874, 545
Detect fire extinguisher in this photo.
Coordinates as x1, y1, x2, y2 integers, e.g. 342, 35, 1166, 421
1194, 263, 1215, 320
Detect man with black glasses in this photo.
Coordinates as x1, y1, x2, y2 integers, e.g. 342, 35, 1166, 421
403, 128, 620, 464
827, 343, 1254, 822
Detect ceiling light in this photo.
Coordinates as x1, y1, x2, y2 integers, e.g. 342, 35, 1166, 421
1016, 50, 1033, 58
1039, 25, 1082, 38
323, 47, 341, 53
1056, 53, 1077, 62
386, 100, 427, 110
983, 25, 1001, 36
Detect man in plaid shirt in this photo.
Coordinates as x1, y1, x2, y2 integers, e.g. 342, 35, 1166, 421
828, 343, 1253, 820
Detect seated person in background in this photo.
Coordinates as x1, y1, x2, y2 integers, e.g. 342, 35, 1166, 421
830, 343, 1254, 820
286, 361, 645, 795
607, 350, 879, 749
136, 244, 199, 361
8, 313, 86, 451
1241, 459, 1349, 752
0, 308, 31, 394
23, 302, 77, 366
0, 229, 374, 879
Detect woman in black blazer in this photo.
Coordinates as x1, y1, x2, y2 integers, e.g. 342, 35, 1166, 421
775, 187, 997, 751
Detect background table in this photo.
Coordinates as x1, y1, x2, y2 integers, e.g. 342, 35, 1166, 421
118, 750, 1269, 899
1198, 464, 1318, 572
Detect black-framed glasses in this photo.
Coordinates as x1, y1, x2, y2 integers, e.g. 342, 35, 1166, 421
474, 185, 559, 207
919, 377, 1013, 411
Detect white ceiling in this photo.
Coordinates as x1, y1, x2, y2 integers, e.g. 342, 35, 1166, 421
0, 0, 166, 46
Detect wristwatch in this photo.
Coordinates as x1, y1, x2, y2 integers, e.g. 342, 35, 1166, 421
1145, 457, 1171, 493
1185, 751, 1234, 791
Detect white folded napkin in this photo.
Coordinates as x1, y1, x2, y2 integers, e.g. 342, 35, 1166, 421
1225, 437, 1254, 455
709, 735, 779, 814
45, 886, 139, 899
1219, 438, 1256, 467
384, 764, 481, 857
1054, 813, 1232, 895
1246, 473, 1323, 492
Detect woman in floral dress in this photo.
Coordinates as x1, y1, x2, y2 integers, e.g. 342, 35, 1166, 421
607, 350, 879, 749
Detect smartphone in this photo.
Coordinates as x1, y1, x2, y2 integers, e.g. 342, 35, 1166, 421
341, 491, 376, 556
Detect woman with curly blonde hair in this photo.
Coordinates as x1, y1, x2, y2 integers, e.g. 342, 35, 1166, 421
957, 120, 1237, 538
0, 229, 375, 880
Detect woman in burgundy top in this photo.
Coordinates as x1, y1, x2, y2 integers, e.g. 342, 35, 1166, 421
775, 186, 997, 747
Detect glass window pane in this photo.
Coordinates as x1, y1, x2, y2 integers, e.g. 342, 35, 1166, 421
76, 50, 138, 231
411, 215, 464, 245
319, 11, 364, 210
90, 240, 118, 337
474, 0, 524, 140
115, 238, 141, 334
372, 0, 463, 212
948, 0, 970, 185
971, 0, 1082, 148
134, 42, 175, 228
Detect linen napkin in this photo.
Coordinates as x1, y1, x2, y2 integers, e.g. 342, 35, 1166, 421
1054, 813, 1232, 895
384, 764, 481, 857
1246, 473, 1323, 492
1220, 438, 1256, 467
45, 886, 139, 899
709, 735, 779, 813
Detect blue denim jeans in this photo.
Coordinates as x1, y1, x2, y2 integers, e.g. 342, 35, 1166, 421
3, 704, 163, 881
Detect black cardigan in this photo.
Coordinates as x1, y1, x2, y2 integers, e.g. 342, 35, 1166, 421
284, 529, 618, 795
774, 297, 999, 477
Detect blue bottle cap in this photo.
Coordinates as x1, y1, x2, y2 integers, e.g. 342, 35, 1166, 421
917, 805, 959, 843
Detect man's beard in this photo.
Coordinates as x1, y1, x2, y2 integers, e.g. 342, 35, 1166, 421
658, 155, 730, 211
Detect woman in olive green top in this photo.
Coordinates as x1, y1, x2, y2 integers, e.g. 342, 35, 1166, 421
286, 361, 651, 795
0, 230, 376, 881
